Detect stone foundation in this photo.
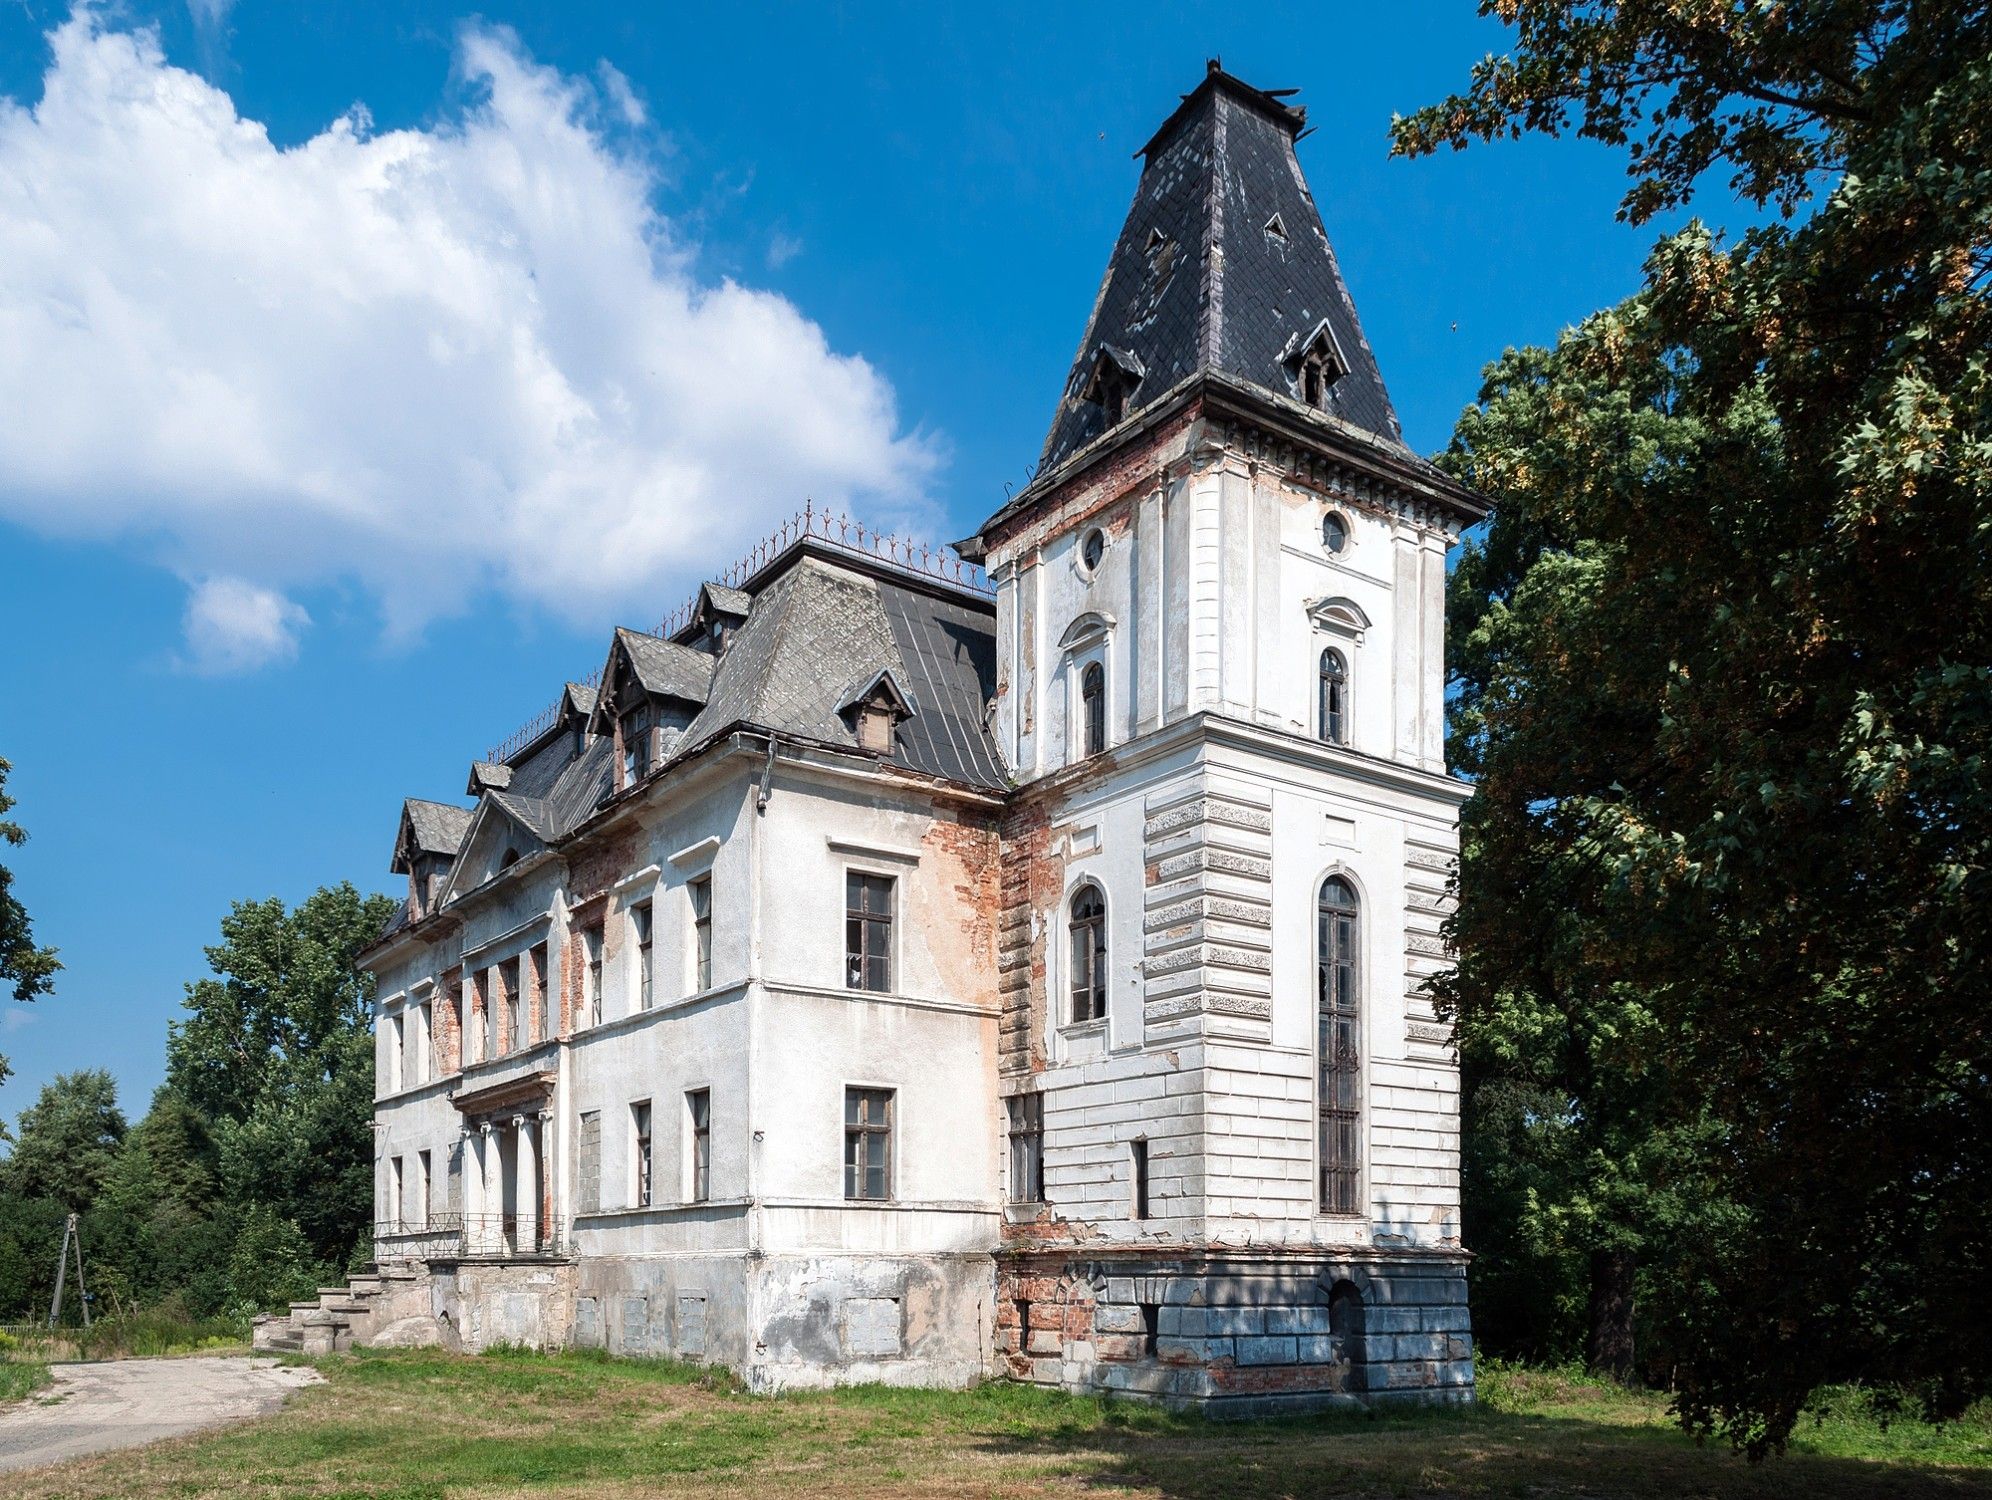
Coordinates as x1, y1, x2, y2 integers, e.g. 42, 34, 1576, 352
995, 1248, 1472, 1416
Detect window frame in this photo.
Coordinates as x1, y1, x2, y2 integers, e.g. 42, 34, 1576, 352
843, 1086, 894, 1202
631, 1099, 654, 1210
631, 899, 654, 1012
686, 1088, 712, 1203
1317, 873, 1364, 1218
844, 871, 895, 994
584, 925, 604, 1028
689, 874, 714, 993
1319, 647, 1349, 746
500, 956, 522, 1055
1067, 882, 1108, 1026
1006, 1092, 1044, 1205
1080, 659, 1106, 756
1131, 1138, 1150, 1221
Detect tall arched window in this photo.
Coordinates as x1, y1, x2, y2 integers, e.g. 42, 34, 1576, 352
1069, 883, 1107, 1024
1081, 661, 1106, 756
1318, 649, 1348, 745
1318, 875, 1362, 1215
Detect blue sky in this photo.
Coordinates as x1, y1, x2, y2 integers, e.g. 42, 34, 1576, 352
0, 1, 1736, 1127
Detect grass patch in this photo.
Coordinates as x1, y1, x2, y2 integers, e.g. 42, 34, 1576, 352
0, 1356, 51, 1404
7, 1346, 1990, 1497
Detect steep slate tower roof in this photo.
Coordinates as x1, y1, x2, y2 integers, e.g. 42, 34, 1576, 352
1038, 62, 1406, 474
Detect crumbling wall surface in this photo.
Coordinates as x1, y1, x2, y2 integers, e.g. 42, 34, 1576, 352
994, 1249, 1472, 1417
433, 1261, 579, 1352
747, 1253, 994, 1393
569, 1254, 753, 1368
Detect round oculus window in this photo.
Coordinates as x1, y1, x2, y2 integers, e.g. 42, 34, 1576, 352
1322, 511, 1350, 555
1080, 528, 1106, 572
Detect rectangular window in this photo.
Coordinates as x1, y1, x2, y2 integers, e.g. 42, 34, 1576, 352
413, 1000, 430, 1086
686, 1089, 711, 1203
844, 1087, 893, 1201
584, 927, 603, 1028
389, 1014, 405, 1092
844, 873, 894, 993
632, 901, 654, 1011
447, 1140, 463, 1214
576, 1110, 601, 1215
527, 943, 548, 1045
1006, 1092, 1044, 1204
388, 1155, 404, 1229
631, 1100, 653, 1209
501, 957, 521, 1054
417, 1149, 433, 1231
1131, 1138, 1150, 1221
1140, 1301, 1160, 1357
689, 875, 713, 992
442, 975, 462, 1075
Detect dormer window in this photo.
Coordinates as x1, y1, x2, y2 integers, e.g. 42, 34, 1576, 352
1284, 321, 1349, 412
839, 669, 915, 757
1081, 346, 1143, 428
620, 707, 655, 785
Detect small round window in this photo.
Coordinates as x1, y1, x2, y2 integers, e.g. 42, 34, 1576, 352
1080, 528, 1106, 573
1322, 511, 1351, 555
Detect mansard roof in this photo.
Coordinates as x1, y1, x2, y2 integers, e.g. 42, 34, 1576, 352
1037, 62, 1405, 474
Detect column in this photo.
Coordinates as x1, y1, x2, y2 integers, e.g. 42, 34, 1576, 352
514, 1113, 538, 1254
479, 1120, 501, 1253
461, 1123, 483, 1252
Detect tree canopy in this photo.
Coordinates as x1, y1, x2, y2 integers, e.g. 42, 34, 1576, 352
1397, 0, 1991, 1456
0, 756, 60, 1071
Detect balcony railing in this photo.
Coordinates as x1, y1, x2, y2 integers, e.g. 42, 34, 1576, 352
373, 1213, 572, 1261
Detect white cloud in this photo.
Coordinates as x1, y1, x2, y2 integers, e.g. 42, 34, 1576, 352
0, 11, 940, 667
180, 575, 310, 674
767, 230, 804, 269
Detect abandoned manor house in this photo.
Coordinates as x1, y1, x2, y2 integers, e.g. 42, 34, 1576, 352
255, 64, 1489, 1412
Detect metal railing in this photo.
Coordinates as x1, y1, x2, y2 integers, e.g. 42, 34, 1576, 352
373, 1213, 572, 1261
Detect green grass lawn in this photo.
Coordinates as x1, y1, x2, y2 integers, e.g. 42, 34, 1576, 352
8, 1347, 1990, 1499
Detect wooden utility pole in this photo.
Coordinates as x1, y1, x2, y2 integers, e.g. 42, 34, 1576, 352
46, 1212, 90, 1329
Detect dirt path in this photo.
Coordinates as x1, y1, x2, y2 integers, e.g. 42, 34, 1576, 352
0, 1355, 321, 1474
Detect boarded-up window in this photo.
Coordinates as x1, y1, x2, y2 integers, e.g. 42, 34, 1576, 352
577, 1110, 602, 1215
845, 1296, 903, 1357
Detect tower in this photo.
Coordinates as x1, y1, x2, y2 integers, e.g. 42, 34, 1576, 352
959, 62, 1487, 1411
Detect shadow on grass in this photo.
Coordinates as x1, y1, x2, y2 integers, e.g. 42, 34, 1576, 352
955, 1398, 1992, 1500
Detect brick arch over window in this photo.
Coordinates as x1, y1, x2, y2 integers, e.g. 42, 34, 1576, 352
1318, 873, 1362, 1215
1068, 882, 1107, 1024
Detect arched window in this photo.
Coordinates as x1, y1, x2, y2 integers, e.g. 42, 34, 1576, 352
1318, 876, 1362, 1215
1081, 661, 1106, 756
1328, 1278, 1367, 1387
1318, 649, 1348, 745
1068, 884, 1107, 1024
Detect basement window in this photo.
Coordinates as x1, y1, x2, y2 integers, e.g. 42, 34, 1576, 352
1140, 1301, 1160, 1357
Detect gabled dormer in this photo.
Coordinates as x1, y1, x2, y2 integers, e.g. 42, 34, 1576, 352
591, 628, 718, 791
391, 798, 472, 919
676, 582, 753, 656
837, 667, 917, 755
1080, 345, 1144, 428
1281, 320, 1349, 412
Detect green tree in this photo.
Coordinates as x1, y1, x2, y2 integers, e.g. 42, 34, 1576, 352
1397, 0, 1991, 1455
0, 1069, 126, 1214
165, 883, 397, 1272
0, 756, 60, 1086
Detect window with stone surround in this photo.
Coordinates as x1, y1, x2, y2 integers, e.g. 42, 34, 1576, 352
527, 943, 548, 1044
632, 900, 654, 1012
687, 1089, 711, 1203
576, 1110, 601, 1215
844, 872, 894, 993
631, 1099, 653, 1209
1318, 875, 1363, 1216
844, 1087, 893, 1201
1319, 648, 1348, 745
416, 1149, 432, 1230
1081, 660, 1105, 756
1006, 1092, 1043, 1204
584, 926, 604, 1028
1068, 883, 1107, 1024
388, 1013, 405, 1092
1131, 1138, 1150, 1220
500, 956, 521, 1055
689, 875, 713, 992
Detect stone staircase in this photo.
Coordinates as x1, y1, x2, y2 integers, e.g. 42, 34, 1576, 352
252, 1265, 437, 1355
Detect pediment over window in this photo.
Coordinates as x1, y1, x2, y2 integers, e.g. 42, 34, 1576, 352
1057, 610, 1116, 652
1306, 595, 1371, 640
